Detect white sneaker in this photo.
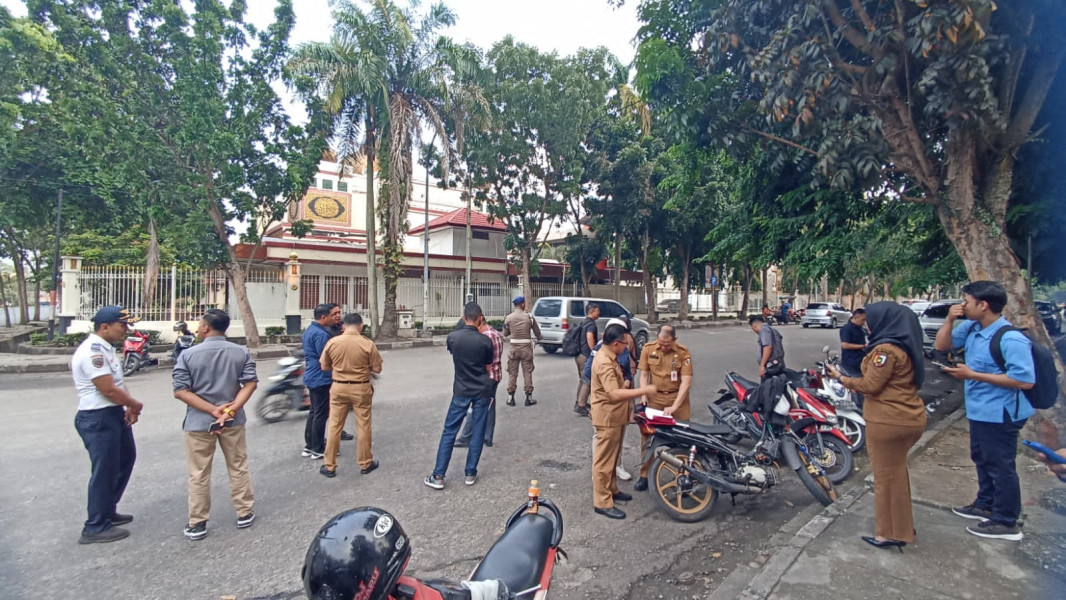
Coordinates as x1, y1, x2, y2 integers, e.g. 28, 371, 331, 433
616, 465, 632, 481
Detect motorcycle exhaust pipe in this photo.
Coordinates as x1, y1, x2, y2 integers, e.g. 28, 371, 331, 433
653, 448, 759, 494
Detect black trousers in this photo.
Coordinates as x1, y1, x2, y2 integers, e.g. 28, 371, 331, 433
969, 418, 1027, 525
75, 405, 136, 533
304, 384, 331, 453
459, 381, 498, 445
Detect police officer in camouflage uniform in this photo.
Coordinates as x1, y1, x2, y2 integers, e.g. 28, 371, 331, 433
503, 296, 542, 406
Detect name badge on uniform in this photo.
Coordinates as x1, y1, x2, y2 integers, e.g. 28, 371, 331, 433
670, 370, 679, 382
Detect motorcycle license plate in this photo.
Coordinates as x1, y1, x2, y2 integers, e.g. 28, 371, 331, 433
818, 425, 835, 433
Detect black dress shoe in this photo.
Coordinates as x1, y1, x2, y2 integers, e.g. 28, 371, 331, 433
111, 513, 134, 526
594, 506, 626, 519
454, 440, 469, 448
633, 477, 649, 492
506, 394, 516, 406
525, 395, 537, 406
861, 535, 905, 552
483, 440, 493, 447
612, 491, 633, 502
341, 431, 354, 441
319, 466, 336, 478
360, 460, 379, 475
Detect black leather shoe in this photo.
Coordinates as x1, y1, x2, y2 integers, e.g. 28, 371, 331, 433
861, 535, 905, 552
360, 460, 379, 475
341, 431, 354, 441
594, 507, 626, 519
454, 440, 469, 448
525, 396, 536, 406
612, 491, 633, 502
319, 466, 336, 478
483, 441, 493, 447
633, 477, 649, 492
111, 513, 134, 526
506, 394, 516, 406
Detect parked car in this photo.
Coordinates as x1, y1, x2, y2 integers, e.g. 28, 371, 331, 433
1036, 301, 1062, 335
531, 296, 651, 358
655, 298, 692, 313
800, 302, 852, 329
908, 301, 932, 316
918, 300, 964, 346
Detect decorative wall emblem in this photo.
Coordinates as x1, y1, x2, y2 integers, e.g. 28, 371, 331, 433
303, 190, 351, 224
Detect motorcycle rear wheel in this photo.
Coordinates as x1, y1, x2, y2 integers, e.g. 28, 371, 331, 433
649, 448, 719, 523
256, 392, 293, 423
804, 433, 854, 484
792, 445, 838, 506
122, 354, 139, 377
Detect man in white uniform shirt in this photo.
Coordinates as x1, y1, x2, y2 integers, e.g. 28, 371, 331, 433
71, 306, 144, 544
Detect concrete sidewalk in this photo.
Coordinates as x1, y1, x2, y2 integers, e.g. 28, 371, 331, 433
731, 411, 1065, 600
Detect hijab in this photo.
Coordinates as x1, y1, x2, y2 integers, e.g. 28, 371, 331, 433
864, 301, 925, 390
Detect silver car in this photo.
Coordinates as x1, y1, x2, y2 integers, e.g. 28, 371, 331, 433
801, 302, 852, 329
531, 296, 651, 358
918, 300, 964, 346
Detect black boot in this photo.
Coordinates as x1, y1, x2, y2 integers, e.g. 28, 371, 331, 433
525, 393, 536, 406
506, 393, 516, 406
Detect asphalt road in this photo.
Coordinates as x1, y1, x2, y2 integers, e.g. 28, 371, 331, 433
0, 325, 957, 600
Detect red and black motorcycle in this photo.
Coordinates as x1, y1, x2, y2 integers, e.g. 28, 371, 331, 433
712, 371, 854, 484
302, 483, 564, 600
121, 329, 158, 377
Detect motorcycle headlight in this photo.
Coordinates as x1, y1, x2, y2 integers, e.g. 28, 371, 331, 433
825, 414, 838, 425
830, 381, 846, 396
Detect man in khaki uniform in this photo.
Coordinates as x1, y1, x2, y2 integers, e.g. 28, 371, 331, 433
634, 324, 693, 492
590, 324, 657, 520
318, 313, 383, 478
503, 296, 542, 406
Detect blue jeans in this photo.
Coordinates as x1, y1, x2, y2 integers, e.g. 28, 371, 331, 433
433, 396, 489, 478
969, 418, 1027, 525
459, 382, 498, 445
74, 406, 137, 533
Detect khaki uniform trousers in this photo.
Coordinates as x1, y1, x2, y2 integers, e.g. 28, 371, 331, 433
592, 424, 625, 509
506, 344, 535, 394
639, 400, 690, 478
867, 421, 925, 543
575, 355, 590, 408
325, 383, 373, 471
185, 425, 254, 525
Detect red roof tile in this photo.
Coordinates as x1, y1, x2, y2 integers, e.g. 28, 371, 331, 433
408, 208, 506, 234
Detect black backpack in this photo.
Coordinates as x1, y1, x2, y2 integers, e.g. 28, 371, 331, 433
989, 326, 1060, 410
561, 322, 586, 356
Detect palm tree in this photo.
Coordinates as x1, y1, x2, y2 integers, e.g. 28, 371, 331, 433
291, 0, 455, 339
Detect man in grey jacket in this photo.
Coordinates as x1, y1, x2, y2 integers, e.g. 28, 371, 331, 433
173, 309, 258, 541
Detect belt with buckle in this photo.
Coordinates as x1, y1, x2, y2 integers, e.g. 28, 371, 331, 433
335, 379, 370, 384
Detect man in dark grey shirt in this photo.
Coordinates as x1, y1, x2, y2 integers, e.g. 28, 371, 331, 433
749, 314, 785, 379
173, 309, 258, 540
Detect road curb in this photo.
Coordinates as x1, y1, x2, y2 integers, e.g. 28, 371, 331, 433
734, 403, 966, 600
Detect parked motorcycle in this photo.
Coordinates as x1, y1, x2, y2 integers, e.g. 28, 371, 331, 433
635, 404, 837, 523
122, 329, 158, 377
807, 346, 867, 451
712, 372, 854, 484
255, 349, 306, 423
303, 483, 564, 600
172, 321, 196, 362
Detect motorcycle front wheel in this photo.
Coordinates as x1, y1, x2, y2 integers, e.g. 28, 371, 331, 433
122, 354, 139, 377
649, 448, 719, 523
256, 392, 294, 423
787, 441, 837, 506
836, 417, 866, 452
804, 433, 854, 484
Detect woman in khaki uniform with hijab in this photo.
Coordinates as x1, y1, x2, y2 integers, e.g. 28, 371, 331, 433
826, 301, 927, 552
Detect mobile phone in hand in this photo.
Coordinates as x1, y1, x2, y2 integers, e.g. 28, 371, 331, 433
1023, 440, 1066, 464
930, 360, 953, 369
209, 419, 235, 433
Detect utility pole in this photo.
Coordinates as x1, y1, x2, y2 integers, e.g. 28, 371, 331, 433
423, 139, 432, 333
47, 189, 63, 341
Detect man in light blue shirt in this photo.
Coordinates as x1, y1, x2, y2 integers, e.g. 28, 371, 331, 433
936, 281, 1034, 542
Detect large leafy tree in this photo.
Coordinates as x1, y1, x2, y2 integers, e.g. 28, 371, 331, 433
30, 0, 327, 347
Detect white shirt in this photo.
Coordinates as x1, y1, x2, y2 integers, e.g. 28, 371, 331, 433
72, 332, 125, 411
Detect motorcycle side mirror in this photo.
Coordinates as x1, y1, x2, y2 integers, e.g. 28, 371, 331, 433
820, 345, 830, 354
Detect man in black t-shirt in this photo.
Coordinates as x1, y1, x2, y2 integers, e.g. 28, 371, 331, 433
574, 303, 601, 417
839, 308, 867, 375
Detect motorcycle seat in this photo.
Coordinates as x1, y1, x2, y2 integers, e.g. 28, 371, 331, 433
686, 422, 739, 437
471, 512, 553, 592
732, 374, 760, 390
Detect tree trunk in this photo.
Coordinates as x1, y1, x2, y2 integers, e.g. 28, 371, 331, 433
203, 197, 261, 348
13, 256, 29, 324
614, 236, 621, 301
365, 114, 380, 336
520, 245, 533, 308
760, 268, 768, 308
641, 230, 657, 323
143, 216, 160, 315
0, 272, 11, 327
465, 194, 472, 299
740, 263, 752, 318
677, 245, 691, 321
712, 264, 719, 321
33, 277, 41, 321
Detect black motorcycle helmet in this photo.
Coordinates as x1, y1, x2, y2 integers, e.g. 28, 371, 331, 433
302, 507, 411, 600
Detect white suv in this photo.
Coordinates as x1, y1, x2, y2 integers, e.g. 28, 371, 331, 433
531, 297, 651, 358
